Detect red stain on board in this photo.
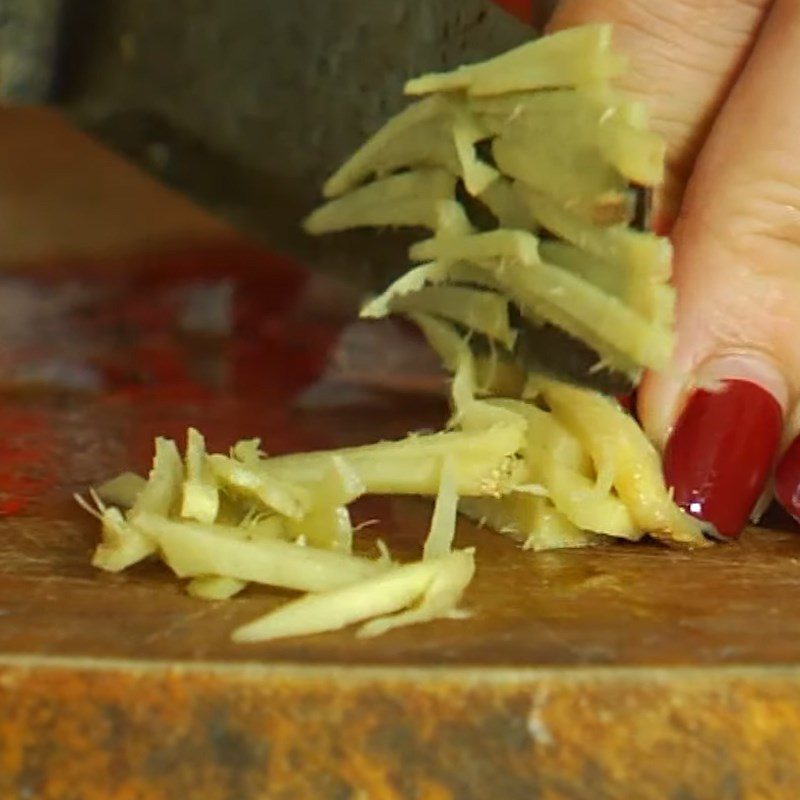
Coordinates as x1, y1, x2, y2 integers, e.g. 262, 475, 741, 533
0, 240, 351, 511
0, 497, 26, 516
0, 406, 55, 514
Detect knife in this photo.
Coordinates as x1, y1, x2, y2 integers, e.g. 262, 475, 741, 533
10, 0, 645, 395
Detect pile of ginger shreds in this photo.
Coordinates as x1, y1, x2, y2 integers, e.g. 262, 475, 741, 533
79, 25, 706, 644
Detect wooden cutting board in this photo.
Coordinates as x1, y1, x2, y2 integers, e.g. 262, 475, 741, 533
2, 108, 800, 800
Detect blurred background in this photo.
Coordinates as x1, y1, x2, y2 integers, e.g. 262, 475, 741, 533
0, 0, 547, 286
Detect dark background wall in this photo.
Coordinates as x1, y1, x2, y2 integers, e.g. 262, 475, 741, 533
1, 1, 549, 285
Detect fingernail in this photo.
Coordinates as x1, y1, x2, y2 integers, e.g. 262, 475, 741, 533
663, 380, 783, 538
775, 434, 800, 523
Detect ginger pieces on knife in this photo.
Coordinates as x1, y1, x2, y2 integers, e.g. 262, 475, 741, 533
305, 23, 673, 387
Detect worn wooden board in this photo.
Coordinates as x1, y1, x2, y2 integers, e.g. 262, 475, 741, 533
2, 109, 800, 799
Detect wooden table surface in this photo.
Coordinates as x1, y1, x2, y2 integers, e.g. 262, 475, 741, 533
2, 109, 800, 800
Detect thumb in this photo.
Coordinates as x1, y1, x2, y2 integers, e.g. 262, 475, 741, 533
638, 0, 800, 537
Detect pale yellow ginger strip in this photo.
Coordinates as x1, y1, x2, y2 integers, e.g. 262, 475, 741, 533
407, 311, 476, 393
425, 259, 643, 381
468, 87, 601, 130
492, 133, 629, 226
389, 285, 517, 350
361, 264, 433, 319
538, 240, 628, 303
451, 114, 499, 196
486, 398, 637, 538
525, 496, 600, 552
187, 576, 248, 600
411, 231, 671, 371
321, 96, 498, 200
460, 494, 528, 539
303, 169, 456, 234
357, 550, 475, 638
415, 311, 477, 419
478, 177, 534, 230
518, 184, 672, 281
435, 199, 475, 237
410, 228, 541, 266
426, 259, 502, 290
92, 437, 183, 571
134, 512, 384, 590
597, 118, 665, 186
242, 516, 290, 542
470, 88, 664, 187
362, 263, 517, 348
461, 494, 597, 551
208, 454, 310, 520
515, 254, 669, 370
181, 427, 219, 525
129, 437, 183, 520
488, 398, 591, 475
323, 94, 462, 198
474, 89, 630, 224
285, 456, 364, 552
539, 461, 639, 539
291, 505, 354, 552
581, 85, 650, 129
405, 24, 623, 97
473, 352, 526, 399
538, 380, 706, 545
231, 437, 266, 465
358, 463, 473, 637
95, 471, 146, 509
232, 551, 473, 643
408, 312, 529, 438
261, 424, 525, 499
423, 456, 459, 560
91, 506, 154, 573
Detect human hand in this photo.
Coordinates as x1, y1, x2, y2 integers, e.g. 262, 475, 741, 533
494, 0, 800, 538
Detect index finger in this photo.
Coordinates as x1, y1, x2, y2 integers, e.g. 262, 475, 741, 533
548, 0, 769, 227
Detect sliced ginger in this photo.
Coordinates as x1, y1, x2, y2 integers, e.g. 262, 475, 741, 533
79, 25, 708, 646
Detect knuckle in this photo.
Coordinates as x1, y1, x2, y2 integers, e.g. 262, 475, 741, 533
683, 168, 800, 381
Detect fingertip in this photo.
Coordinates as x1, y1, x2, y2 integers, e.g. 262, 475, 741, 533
636, 366, 684, 451
649, 353, 787, 538
639, 351, 789, 450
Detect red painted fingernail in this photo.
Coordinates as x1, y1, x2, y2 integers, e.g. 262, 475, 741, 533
775, 435, 800, 523
663, 380, 782, 538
